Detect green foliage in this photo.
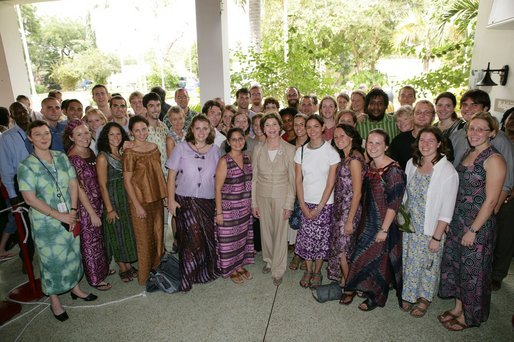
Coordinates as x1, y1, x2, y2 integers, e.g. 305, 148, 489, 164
51, 48, 120, 90
146, 64, 180, 92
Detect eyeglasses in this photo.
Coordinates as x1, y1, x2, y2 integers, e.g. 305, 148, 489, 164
176, 96, 188, 100
414, 110, 433, 116
467, 127, 491, 134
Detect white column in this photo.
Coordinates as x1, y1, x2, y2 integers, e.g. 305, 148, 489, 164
0, 3, 31, 106
195, 0, 231, 106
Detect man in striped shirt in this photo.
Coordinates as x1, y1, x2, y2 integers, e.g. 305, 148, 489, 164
356, 88, 400, 140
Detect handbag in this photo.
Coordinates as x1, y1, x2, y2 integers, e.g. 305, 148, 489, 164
288, 199, 301, 230
311, 282, 342, 303
396, 204, 415, 233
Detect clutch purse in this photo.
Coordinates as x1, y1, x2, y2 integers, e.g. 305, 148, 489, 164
396, 204, 415, 233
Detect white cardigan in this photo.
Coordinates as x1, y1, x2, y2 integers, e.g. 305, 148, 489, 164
403, 156, 459, 236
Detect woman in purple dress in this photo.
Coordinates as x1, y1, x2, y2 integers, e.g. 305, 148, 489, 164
328, 124, 366, 299
438, 112, 506, 331
63, 119, 111, 290
214, 128, 254, 284
167, 114, 221, 292
344, 129, 406, 311
295, 115, 340, 289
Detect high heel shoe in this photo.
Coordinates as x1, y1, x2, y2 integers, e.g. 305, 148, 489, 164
70, 292, 98, 301
53, 311, 69, 322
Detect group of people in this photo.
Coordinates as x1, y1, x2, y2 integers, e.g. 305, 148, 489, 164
0, 84, 512, 332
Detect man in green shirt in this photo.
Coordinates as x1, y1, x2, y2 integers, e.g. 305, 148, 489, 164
356, 88, 400, 140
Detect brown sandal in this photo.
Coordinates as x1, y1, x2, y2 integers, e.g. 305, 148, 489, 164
299, 271, 312, 288
230, 272, 244, 284
437, 310, 459, 324
289, 255, 301, 270
410, 298, 430, 318
237, 268, 253, 280
339, 292, 355, 305
444, 318, 469, 331
119, 270, 133, 283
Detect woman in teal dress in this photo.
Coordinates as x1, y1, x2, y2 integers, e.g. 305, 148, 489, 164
18, 120, 97, 322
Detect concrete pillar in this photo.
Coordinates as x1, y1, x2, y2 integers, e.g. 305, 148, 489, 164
0, 3, 31, 107
195, 0, 231, 106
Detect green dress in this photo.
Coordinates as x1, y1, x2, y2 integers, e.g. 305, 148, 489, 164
18, 151, 83, 295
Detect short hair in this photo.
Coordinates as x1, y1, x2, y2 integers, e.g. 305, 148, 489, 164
92, 84, 108, 95
399, 85, 416, 98
0, 107, 10, 127
48, 89, 62, 98
336, 93, 350, 102
167, 105, 185, 118
150, 86, 166, 102
62, 99, 82, 111
16, 95, 29, 103
83, 108, 108, 125
109, 95, 127, 108
336, 109, 357, 124
174, 88, 189, 97
351, 90, 366, 100
143, 92, 161, 108
294, 112, 309, 123
201, 100, 223, 115
413, 100, 435, 117
97, 122, 130, 154
263, 97, 280, 110
365, 88, 389, 110
285, 86, 300, 97
278, 107, 298, 118
41, 97, 59, 108
185, 114, 215, 144
26, 120, 50, 137
412, 126, 449, 166
394, 105, 414, 120
224, 127, 247, 153
331, 124, 365, 158
129, 91, 144, 103
460, 89, 491, 110
260, 113, 283, 134
128, 115, 149, 131
236, 87, 250, 98
249, 85, 261, 93
367, 128, 390, 146
468, 111, 500, 137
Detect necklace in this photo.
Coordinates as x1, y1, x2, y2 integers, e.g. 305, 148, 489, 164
308, 141, 324, 150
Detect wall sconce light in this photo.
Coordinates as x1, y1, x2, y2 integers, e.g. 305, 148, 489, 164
476, 62, 509, 86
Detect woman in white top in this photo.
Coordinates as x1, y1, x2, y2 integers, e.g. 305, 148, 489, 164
401, 126, 458, 317
295, 115, 340, 289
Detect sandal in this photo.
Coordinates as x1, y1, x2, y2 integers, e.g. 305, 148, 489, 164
230, 272, 244, 284
108, 268, 116, 276
358, 299, 378, 312
444, 318, 469, 331
289, 255, 301, 270
237, 268, 253, 280
410, 298, 430, 318
401, 300, 414, 312
94, 282, 112, 291
129, 266, 138, 278
310, 273, 323, 289
300, 260, 307, 271
119, 270, 133, 283
300, 271, 312, 288
437, 310, 459, 324
339, 292, 356, 305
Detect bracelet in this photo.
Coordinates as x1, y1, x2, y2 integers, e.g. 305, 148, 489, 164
70, 208, 77, 211
107, 210, 115, 214
431, 236, 441, 242
468, 227, 477, 234
379, 229, 388, 234
216, 213, 223, 216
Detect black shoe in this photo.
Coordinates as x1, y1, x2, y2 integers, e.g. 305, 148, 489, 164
491, 280, 502, 291
53, 310, 69, 322
70, 292, 98, 301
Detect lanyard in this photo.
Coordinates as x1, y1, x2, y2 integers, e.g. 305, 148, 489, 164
32, 152, 67, 208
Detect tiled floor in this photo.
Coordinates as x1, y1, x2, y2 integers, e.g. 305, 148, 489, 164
1, 245, 513, 341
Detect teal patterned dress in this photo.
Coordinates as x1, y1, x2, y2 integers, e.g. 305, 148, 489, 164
18, 151, 83, 295
402, 171, 443, 303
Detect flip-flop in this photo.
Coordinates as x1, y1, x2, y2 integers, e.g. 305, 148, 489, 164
237, 268, 253, 280
94, 282, 112, 291
358, 299, 378, 312
108, 269, 116, 276
444, 318, 469, 331
437, 310, 459, 324
410, 298, 430, 318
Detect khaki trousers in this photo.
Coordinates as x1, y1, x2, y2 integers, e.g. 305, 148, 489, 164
257, 196, 289, 278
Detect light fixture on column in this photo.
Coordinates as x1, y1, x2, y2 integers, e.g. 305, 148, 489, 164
476, 62, 509, 86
